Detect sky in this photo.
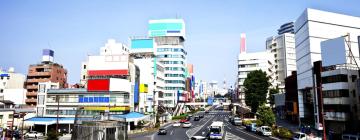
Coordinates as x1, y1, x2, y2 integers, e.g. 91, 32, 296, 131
1, 0, 360, 85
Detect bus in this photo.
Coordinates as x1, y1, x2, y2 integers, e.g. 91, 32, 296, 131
208, 121, 224, 140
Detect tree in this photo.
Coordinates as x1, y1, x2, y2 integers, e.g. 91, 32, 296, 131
268, 87, 279, 108
243, 70, 270, 112
257, 105, 276, 126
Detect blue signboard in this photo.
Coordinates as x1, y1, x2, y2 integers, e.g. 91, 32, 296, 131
207, 97, 214, 105
134, 82, 139, 104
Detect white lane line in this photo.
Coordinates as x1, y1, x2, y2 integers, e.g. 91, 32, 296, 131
170, 130, 173, 135
187, 114, 215, 138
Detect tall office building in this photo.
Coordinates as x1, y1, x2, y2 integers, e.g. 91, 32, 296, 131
266, 23, 296, 91
25, 49, 68, 106
295, 8, 360, 130
149, 19, 187, 108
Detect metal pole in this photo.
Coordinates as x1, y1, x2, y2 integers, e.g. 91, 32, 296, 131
11, 110, 15, 139
56, 95, 60, 135
21, 112, 24, 140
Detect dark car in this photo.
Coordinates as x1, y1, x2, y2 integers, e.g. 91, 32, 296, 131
205, 110, 209, 114
158, 128, 167, 135
194, 116, 200, 121
199, 114, 204, 118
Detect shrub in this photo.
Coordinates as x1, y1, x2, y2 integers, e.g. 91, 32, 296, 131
46, 130, 59, 140
273, 127, 293, 139
255, 119, 263, 126
242, 120, 253, 126
172, 114, 188, 120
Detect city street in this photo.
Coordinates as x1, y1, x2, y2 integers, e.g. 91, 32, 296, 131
130, 105, 272, 140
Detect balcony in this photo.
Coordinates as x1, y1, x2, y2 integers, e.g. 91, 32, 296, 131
26, 85, 38, 89
26, 78, 50, 83
323, 97, 351, 105
26, 92, 37, 97
324, 112, 350, 121
28, 72, 51, 77
25, 99, 37, 103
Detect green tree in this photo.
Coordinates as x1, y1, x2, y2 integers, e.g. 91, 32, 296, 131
257, 105, 276, 126
244, 70, 270, 112
46, 129, 59, 140
268, 87, 279, 108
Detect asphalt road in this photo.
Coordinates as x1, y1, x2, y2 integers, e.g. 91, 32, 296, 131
130, 105, 273, 140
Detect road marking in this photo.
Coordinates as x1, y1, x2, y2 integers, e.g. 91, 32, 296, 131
225, 132, 245, 140
170, 130, 173, 135
186, 114, 215, 138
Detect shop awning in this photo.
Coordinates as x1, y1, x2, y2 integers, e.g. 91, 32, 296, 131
25, 117, 76, 125
111, 112, 150, 122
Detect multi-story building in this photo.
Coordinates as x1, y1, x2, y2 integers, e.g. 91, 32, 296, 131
0, 67, 26, 105
130, 37, 165, 113
25, 49, 67, 106
266, 23, 296, 91
150, 19, 187, 108
277, 22, 295, 35
294, 8, 360, 130
237, 51, 274, 104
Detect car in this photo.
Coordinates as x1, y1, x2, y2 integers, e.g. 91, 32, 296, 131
292, 132, 306, 140
182, 122, 192, 128
199, 114, 204, 118
173, 122, 181, 127
180, 119, 188, 123
190, 135, 207, 140
194, 116, 200, 121
157, 128, 167, 135
246, 123, 257, 132
188, 114, 193, 118
232, 117, 242, 126
24, 131, 43, 138
256, 126, 272, 136
205, 110, 209, 114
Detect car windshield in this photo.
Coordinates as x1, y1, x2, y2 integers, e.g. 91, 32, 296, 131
294, 134, 301, 138
264, 127, 271, 131
210, 128, 221, 134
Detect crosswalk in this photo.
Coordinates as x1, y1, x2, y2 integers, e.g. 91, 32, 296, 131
185, 125, 202, 138
225, 132, 245, 140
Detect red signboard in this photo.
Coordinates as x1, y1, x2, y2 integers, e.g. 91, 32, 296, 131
87, 79, 110, 91
88, 70, 128, 76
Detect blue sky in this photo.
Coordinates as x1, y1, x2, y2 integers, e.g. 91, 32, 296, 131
1, 0, 360, 85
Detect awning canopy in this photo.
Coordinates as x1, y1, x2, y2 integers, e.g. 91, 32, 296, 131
111, 112, 150, 122
25, 117, 75, 125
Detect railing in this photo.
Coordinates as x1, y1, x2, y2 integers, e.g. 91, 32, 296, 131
28, 72, 51, 76
26, 85, 38, 89
26, 78, 49, 83
25, 99, 37, 103
26, 92, 37, 97
324, 112, 349, 121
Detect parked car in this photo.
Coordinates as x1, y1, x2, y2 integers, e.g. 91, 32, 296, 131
246, 123, 257, 132
293, 132, 306, 140
194, 116, 200, 121
157, 128, 167, 135
173, 122, 181, 127
190, 135, 207, 140
182, 122, 192, 128
24, 131, 43, 138
256, 126, 272, 136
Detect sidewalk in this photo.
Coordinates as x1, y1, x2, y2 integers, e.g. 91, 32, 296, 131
275, 118, 299, 132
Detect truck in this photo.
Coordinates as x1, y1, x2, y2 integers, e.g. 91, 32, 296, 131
208, 121, 224, 140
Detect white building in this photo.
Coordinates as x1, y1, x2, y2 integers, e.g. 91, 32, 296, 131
150, 19, 187, 108
0, 68, 27, 105
266, 32, 296, 91
80, 39, 129, 86
130, 37, 165, 113
238, 51, 275, 104
295, 8, 360, 130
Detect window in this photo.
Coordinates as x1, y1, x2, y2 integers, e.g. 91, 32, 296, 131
323, 89, 349, 98
8, 114, 13, 119
0, 89, 3, 93
83, 65, 87, 69
352, 75, 357, 82
322, 74, 348, 84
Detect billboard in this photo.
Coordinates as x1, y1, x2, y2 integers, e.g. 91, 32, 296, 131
321, 37, 346, 66
87, 55, 129, 76
148, 19, 185, 38
87, 79, 110, 91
